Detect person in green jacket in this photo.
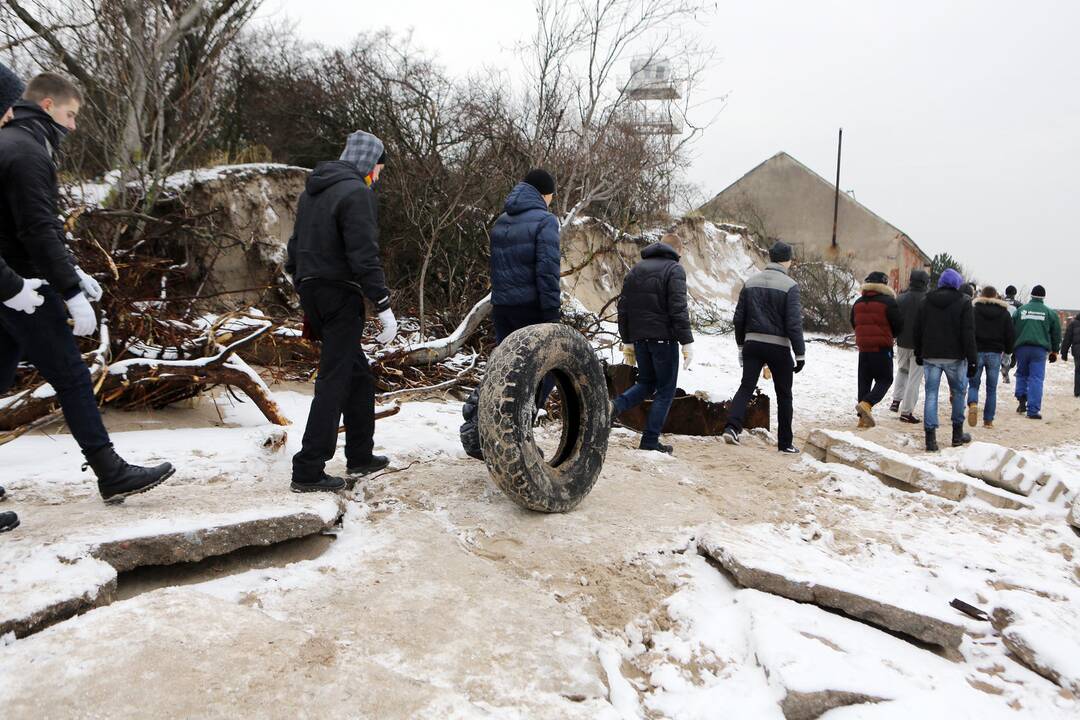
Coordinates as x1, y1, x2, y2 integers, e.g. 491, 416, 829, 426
1012, 285, 1062, 419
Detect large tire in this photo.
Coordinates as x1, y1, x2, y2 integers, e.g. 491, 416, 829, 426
478, 323, 610, 513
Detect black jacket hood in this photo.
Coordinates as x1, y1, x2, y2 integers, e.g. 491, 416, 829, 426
306, 160, 366, 196
907, 270, 930, 292
6, 100, 67, 155
927, 286, 964, 309
503, 182, 549, 216
641, 242, 679, 262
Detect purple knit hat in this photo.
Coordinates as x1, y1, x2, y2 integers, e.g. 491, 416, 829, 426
938, 268, 964, 290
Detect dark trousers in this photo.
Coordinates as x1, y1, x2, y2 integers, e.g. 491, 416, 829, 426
1073, 355, 1079, 397
492, 303, 556, 407
613, 340, 679, 446
0, 287, 110, 454
726, 341, 794, 449
292, 282, 375, 481
858, 350, 894, 407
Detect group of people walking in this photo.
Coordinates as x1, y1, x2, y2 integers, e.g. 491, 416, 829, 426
851, 265, 1070, 452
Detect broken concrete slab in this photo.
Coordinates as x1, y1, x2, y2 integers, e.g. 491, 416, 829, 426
806, 429, 1033, 511
1070, 495, 1080, 531
960, 442, 1030, 495
0, 491, 342, 639
698, 523, 967, 650
991, 590, 1080, 694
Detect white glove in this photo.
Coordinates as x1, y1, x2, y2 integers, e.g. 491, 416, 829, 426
375, 308, 398, 345
75, 266, 103, 302
622, 344, 636, 367
681, 342, 694, 370
65, 292, 96, 336
2, 277, 45, 314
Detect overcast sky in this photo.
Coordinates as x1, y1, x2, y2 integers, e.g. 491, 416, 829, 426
259, 0, 1079, 308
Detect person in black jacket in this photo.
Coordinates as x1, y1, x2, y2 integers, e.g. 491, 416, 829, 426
850, 271, 902, 428
1062, 314, 1080, 398
890, 269, 929, 422
966, 286, 1015, 428
1000, 285, 1023, 384
286, 130, 397, 492
0, 73, 173, 505
913, 268, 978, 451
612, 234, 694, 454
722, 241, 806, 453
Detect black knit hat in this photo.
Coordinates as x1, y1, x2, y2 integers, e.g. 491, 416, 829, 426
523, 168, 556, 196
1005, 285, 1018, 297
1031, 285, 1046, 298
769, 241, 793, 263
865, 271, 889, 285
0, 62, 25, 116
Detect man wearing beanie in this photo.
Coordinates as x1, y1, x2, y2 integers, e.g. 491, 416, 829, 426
286, 129, 396, 492
460, 168, 560, 460
913, 268, 977, 451
1011, 284, 1061, 419
722, 240, 806, 453
890, 268, 930, 422
850, 271, 902, 428
1000, 285, 1023, 384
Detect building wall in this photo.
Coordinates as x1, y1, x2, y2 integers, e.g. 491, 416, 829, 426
700, 153, 928, 289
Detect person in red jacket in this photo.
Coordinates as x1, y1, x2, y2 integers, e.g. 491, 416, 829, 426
850, 271, 903, 428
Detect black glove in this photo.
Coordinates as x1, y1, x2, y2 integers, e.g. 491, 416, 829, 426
915, 356, 924, 366
794, 359, 805, 374
967, 362, 977, 379
1049, 352, 1058, 364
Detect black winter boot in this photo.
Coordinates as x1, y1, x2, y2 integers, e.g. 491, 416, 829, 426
951, 423, 972, 447
639, 439, 674, 455
0, 511, 18, 533
347, 455, 390, 477
85, 446, 174, 504
1016, 396, 1027, 414
925, 429, 939, 452
0, 485, 6, 501
291, 472, 346, 493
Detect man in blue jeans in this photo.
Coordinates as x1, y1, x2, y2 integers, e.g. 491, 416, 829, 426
1012, 285, 1062, 420
967, 286, 1014, 429
613, 234, 694, 454
913, 268, 977, 451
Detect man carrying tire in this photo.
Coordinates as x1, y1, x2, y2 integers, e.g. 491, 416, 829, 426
460, 169, 561, 460
286, 130, 397, 492
613, 233, 694, 454
722, 241, 806, 454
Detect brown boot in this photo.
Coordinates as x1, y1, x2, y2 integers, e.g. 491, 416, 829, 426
856, 401, 876, 428
967, 402, 978, 427
984, 419, 994, 429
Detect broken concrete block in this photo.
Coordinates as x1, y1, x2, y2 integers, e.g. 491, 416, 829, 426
1069, 495, 1080, 531
992, 591, 1080, 694
806, 430, 1032, 510
960, 443, 1022, 490
0, 549, 116, 639
698, 524, 966, 649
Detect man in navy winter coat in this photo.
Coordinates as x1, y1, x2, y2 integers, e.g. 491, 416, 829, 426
722, 241, 806, 453
612, 234, 694, 454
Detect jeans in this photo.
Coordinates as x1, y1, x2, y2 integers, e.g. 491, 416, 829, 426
613, 340, 679, 447
292, 282, 376, 481
492, 304, 556, 408
967, 352, 1002, 422
891, 347, 922, 414
923, 360, 967, 430
726, 341, 795, 449
1014, 345, 1048, 416
858, 350, 893, 407
0, 287, 111, 454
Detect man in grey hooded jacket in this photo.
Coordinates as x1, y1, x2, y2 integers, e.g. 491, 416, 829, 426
890, 268, 930, 423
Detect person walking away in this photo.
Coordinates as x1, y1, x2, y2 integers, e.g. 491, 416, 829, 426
890, 269, 929, 422
612, 233, 694, 454
1012, 285, 1062, 420
285, 130, 397, 492
913, 268, 977, 451
967, 287, 1014, 428
460, 169, 561, 460
0, 72, 173, 504
851, 271, 902, 428
1062, 314, 1080, 398
722, 241, 806, 453
1001, 285, 1023, 385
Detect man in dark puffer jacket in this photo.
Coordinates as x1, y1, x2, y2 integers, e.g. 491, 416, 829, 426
460, 169, 560, 461
722, 241, 806, 453
850, 271, 902, 428
890, 269, 929, 421
913, 268, 977, 451
613, 234, 694, 454
966, 286, 1014, 428
1062, 314, 1080, 398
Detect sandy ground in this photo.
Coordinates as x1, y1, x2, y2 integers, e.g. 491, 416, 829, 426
0, 355, 1077, 718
